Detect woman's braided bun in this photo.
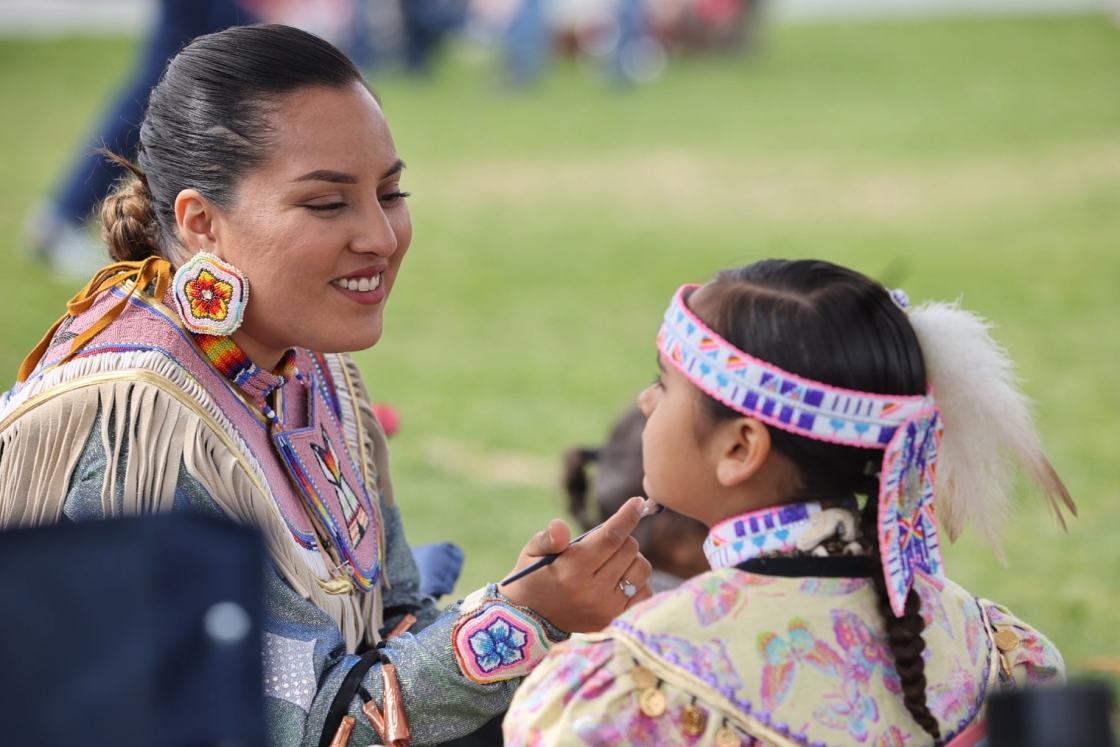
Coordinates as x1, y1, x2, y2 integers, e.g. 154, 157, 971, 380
98, 150, 161, 262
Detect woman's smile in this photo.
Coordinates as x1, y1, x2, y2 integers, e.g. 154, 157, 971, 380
330, 264, 387, 304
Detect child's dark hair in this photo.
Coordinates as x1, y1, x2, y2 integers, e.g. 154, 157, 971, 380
688, 259, 941, 742
100, 24, 368, 263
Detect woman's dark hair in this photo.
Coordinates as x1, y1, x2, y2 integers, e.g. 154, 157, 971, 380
689, 259, 941, 743
100, 24, 368, 262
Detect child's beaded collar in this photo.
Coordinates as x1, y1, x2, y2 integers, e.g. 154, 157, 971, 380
659, 284, 944, 615
704, 500, 863, 570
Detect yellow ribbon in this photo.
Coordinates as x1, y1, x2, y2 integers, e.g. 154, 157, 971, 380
18, 257, 173, 384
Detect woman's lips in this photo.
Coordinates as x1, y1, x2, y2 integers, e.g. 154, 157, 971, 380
331, 274, 381, 293
330, 271, 386, 305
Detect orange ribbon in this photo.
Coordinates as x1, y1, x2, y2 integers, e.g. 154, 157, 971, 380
17, 257, 172, 384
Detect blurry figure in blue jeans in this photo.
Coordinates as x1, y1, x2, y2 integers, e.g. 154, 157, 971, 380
26, 0, 257, 280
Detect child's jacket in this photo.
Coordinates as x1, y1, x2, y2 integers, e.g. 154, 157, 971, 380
504, 569, 1062, 747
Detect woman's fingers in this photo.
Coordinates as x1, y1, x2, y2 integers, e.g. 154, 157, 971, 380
576, 496, 645, 565
519, 519, 571, 559
620, 554, 655, 610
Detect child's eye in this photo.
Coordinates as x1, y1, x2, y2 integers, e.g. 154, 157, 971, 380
652, 374, 665, 389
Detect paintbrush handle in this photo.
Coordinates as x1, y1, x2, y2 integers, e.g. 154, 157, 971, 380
498, 524, 600, 586
498, 502, 662, 587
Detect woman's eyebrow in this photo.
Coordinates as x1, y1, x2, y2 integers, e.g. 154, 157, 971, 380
293, 169, 359, 184
381, 159, 405, 179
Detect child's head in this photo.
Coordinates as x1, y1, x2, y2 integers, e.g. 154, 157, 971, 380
639, 259, 926, 524
640, 257, 1073, 743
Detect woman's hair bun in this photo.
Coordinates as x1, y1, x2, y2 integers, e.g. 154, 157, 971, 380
98, 152, 161, 263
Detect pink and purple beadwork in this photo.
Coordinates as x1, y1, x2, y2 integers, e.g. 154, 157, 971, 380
454, 602, 551, 683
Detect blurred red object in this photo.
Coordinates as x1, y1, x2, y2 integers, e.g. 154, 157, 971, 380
371, 404, 400, 437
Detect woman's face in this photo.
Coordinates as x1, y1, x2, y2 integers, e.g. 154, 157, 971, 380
206, 82, 412, 365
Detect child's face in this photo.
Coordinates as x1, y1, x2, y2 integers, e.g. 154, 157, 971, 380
637, 355, 724, 527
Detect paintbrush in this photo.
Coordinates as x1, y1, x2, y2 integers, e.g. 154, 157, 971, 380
499, 500, 664, 587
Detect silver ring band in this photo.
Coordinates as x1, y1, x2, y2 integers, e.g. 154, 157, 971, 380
619, 579, 637, 598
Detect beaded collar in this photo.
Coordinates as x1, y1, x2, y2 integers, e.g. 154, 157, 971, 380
703, 499, 861, 571
195, 333, 303, 412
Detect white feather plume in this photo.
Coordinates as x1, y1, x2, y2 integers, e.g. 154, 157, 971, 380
908, 301, 1075, 559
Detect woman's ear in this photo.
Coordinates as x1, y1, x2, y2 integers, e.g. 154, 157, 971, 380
714, 417, 772, 488
174, 189, 218, 254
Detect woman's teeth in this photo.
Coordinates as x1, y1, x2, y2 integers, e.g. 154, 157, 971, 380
332, 275, 381, 292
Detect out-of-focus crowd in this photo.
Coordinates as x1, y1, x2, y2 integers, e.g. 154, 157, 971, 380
27, 0, 762, 280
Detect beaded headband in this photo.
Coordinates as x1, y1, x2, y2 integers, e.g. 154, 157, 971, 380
657, 284, 944, 615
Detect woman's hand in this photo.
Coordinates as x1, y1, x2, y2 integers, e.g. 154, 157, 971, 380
498, 496, 654, 633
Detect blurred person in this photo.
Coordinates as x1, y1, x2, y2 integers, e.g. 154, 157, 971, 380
26, 0, 258, 280
564, 405, 709, 592
0, 24, 654, 747
506, 259, 1074, 746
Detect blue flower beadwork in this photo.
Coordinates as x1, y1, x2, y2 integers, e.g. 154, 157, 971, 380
469, 618, 529, 673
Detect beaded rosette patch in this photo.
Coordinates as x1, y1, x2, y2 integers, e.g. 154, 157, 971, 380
453, 590, 552, 684
172, 251, 248, 336
658, 284, 945, 616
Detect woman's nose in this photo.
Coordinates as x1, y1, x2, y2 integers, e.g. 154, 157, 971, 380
352, 203, 399, 256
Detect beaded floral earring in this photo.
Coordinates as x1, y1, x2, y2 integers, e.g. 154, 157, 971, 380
172, 251, 250, 336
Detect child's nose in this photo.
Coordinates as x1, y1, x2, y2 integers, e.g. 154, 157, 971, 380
637, 385, 656, 417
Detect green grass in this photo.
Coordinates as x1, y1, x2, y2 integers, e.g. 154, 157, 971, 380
1, 15, 1118, 680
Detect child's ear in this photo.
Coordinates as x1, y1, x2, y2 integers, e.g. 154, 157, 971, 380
714, 418, 771, 488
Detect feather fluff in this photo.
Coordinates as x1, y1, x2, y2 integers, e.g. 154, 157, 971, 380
909, 301, 1075, 558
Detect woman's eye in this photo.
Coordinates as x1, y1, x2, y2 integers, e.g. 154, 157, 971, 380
306, 201, 347, 213
379, 191, 411, 206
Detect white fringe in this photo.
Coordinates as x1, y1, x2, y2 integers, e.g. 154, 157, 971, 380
4, 350, 332, 580
909, 301, 1075, 557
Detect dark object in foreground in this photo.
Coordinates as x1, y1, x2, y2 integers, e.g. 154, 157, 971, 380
0, 514, 265, 747
987, 683, 1115, 747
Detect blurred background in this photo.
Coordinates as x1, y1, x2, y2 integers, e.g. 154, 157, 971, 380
1, 0, 1117, 691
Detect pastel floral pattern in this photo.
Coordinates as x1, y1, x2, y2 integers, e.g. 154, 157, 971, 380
814, 676, 880, 743
929, 658, 978, 728
985, 604, 1062, 686
185, 269, 234, 322
573, 700, 708, 747
512, 638, 617, 716
831, 610, 900, 694
470, 617, 529, 673
758, 618, 843, 710
873, 725, 911, 747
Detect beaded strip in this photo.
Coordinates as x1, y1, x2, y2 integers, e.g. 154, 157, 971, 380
195, 333, 306, 425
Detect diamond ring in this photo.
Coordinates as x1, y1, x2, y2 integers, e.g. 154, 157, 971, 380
619, 579, 637, 598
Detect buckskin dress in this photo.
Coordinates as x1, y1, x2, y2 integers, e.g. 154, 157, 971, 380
0, 270, 563, 747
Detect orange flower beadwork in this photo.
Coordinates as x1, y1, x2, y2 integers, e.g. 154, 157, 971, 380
172, 251, 249, 336
185, 269, 234, 322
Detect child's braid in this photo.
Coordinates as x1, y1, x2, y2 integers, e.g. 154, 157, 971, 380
861, 498, 942, 744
